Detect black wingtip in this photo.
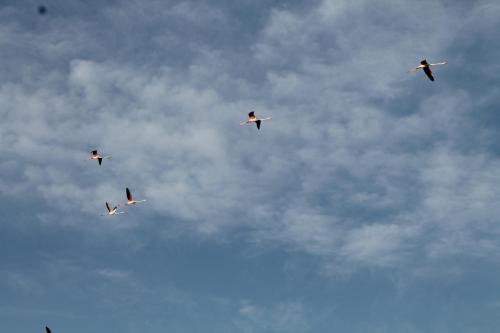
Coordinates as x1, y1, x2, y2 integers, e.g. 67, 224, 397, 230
98, 157, 102, 165
46, 327, 52, 333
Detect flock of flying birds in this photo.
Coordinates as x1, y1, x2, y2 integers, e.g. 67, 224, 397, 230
21, 4, 453, 333
91, 109, 272, 217
89, 58, 445, 218
90, 150, 146, 216
43, 58, 446, 332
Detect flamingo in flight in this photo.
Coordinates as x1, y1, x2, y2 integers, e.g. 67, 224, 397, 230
90, 149, 111, 165
410, 59, 448, 81
126, 187, 147, 205
102, 202, 124, 216
240, 111, 271, 130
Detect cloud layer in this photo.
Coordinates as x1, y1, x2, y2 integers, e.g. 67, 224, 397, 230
2, 0, 500, 332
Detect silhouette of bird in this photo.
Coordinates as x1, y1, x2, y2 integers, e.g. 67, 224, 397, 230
409, 59, 448, 81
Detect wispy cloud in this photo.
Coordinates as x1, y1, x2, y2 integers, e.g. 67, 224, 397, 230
2, 1, 500, 330
235, 300, 309, 333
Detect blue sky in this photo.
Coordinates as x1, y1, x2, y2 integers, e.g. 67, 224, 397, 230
1, 0, 500, 332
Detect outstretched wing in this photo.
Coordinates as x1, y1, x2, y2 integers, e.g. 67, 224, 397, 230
46, 327, 52, 333
98, 157, 102, 165
256, 120, 261, 130
106, 202, 111, 212
423, 67, 434, 81
126, 188, 132, 201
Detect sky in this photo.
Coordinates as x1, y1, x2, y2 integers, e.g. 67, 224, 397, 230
1, 0, 500, 332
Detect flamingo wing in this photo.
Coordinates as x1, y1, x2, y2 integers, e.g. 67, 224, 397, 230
126, 188, 133, 201
423, 67, 434, 81
98, 157, 102, 165
248, 111, 255, 118
420, 59, 428, 65
256, 120, 261, 130
431, 61, 448, 66
92, 150, 98, 156
46, 327, 52, 333
106, 202, 111, 212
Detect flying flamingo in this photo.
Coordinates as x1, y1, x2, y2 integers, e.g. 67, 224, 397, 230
101, 202, 124, 216
90, 149, 111, 165
410, 59, 448, 81
240, 111, 272, 130
126, 188, 147, 205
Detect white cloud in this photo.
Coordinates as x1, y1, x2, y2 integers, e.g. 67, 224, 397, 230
96, 268, 130, 280
235, 300, 309, 333
1, 0, 500, 278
